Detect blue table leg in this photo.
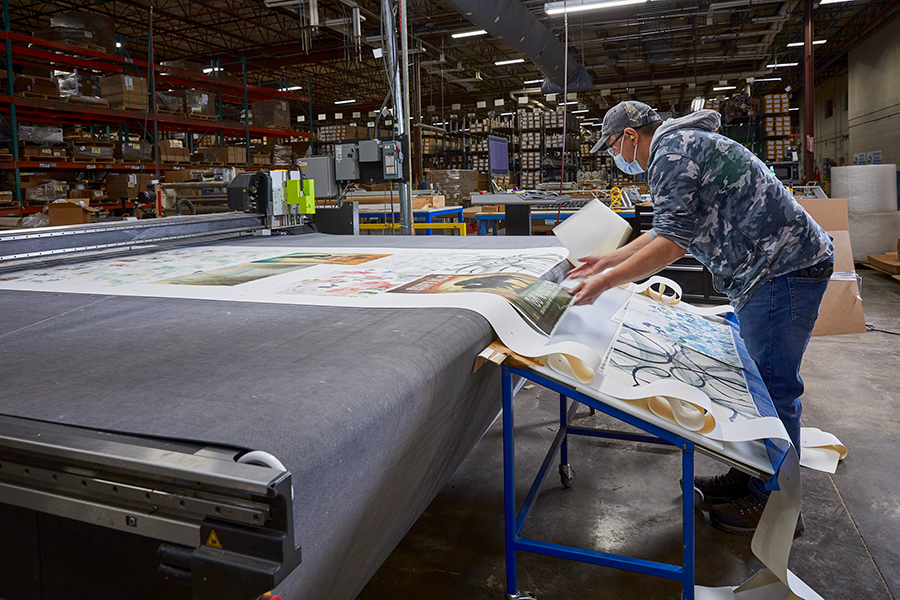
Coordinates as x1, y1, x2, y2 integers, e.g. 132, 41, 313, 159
479, 219, 487, 236
682, 440, 695, 600
559, 393, 572, 487
502, 366, 519, 598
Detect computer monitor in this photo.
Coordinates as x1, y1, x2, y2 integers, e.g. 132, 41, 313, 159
488, 135, 509, 177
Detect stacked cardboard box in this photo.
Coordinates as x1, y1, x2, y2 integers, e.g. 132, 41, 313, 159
99, 75, 148, 110
15, 74, 60, 98
521, 152, 541, 170
766, 139, 791, 162
763, 93, 790, 114
199, 146, 247, 164
316, 125, 390, 143
518, 110, 542, 130
159, 140, 190, 163
251, 99, 290, 129
69, 140, 115, 162
115, 140, 153, 161
521, 132, 540, 150
425, 169, 490, 206
106, 174, 153, 200
764, 116, 790, 137
20, 145, 68, 161
421, 134, 443, 154
180, 90, 215, 118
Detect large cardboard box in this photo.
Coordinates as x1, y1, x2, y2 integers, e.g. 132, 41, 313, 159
106, 173, 153, 200
796, 197, 867, 336
47, 201, 98, 226
99, 75, 148, 110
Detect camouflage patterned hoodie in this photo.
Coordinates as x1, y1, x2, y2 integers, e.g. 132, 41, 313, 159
647, 109, 833, 311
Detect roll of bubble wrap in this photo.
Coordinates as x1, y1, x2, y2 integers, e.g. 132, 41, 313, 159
831, 164, 898, 214
848, 210, 900, 261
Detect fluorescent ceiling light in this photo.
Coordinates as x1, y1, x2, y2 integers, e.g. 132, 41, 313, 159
560, 101, 578, 105
591, 122, 602, 126
202, 67, 222, 73
787, 40, 826, 47
279, 85, 303, 91
767, 62, 799, 68
495, 58, 525, 66
545, 0, 647, 15
754, 77, 782, 81
500, 112, 515, 116
115, 42, 122, 48
571, 109, 589, 113
789, 108, 799, 111
819, 0, 854, 4
713, 86, 736, 91
524, 78, 543, 84
452, 29, 487, 38
334, 99, 356, 104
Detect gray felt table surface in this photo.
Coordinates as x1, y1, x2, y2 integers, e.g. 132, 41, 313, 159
0, 233, 566, 600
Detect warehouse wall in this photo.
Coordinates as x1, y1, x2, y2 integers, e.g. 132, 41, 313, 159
848, 13, 900, 168
813, 74, 849, 170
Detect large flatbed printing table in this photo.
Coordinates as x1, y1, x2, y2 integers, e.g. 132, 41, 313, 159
0, 233, 567, 600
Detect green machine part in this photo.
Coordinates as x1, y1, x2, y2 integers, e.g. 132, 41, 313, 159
286, 179, 316, 214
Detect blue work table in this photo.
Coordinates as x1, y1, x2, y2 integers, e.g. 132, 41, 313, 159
359, 205, 464, 235
476, 209, 635, 236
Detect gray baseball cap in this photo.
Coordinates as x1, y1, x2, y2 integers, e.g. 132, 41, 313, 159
590, 101, 662, 153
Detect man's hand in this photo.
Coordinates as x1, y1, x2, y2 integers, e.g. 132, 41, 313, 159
571, 275, 610, 305
568, 254, 611, 279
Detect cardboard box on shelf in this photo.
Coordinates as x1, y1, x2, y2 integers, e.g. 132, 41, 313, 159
99, 75, 148, 110
251, 99, 291, 129
106, 174, 153, 200
115, 141, 153, 161
47, 200, 98, 226
796, 197, 866, 336
200, 146, 247, 164
181, 90, 216, 118
426, 169, 491, 207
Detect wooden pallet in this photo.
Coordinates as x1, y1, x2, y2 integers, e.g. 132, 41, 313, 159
70, 157, 114, 164
195, 161, 225, 167
187, 113, 218, 121
16, 92, 58, 101
65, 96, 110, 108
108, 103, 150, 111
117, 159, 145, 164
161, 159, 192, 165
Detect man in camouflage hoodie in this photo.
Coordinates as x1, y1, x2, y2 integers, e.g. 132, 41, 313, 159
571, 100, 833, 535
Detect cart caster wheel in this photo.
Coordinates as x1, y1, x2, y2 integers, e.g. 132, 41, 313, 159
507, 592, 537, 600
693, 486, 704, 508
559, 464, 575, 488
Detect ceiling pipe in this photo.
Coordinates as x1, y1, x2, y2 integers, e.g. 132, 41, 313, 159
441, 0, 593, 93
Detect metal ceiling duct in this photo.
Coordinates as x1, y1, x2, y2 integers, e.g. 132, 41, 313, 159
442, 0, 593, 93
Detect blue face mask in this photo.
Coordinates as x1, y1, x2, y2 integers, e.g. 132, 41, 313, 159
613, 136, 645, 175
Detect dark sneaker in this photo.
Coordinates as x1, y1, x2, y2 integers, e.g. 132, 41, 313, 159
694, 467, 751, 509
710, 493, 805, 537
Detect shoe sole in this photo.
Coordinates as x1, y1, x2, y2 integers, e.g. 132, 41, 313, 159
709, 515, 805, 538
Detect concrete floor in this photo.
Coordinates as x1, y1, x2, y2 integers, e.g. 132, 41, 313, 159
358, 268, 900, 600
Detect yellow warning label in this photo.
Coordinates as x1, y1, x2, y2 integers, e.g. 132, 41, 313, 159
206, 530, 222, 549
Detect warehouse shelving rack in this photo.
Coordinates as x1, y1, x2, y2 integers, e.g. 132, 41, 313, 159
0, 4, 312, 215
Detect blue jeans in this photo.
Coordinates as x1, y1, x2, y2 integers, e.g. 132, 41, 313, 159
735, 262, 830, 496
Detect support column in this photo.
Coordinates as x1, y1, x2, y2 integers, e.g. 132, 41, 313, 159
803, 0, 815, 183
397, 0, 414, 235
